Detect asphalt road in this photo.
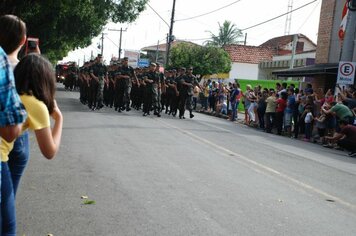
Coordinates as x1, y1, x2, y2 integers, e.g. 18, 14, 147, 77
17, 85, 356, 236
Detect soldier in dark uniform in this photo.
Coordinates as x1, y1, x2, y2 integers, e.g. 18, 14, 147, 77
107, 63, 117, 108
67, 62, 78, 91
164, 70, 175, 114
87, 60, 96, 110
143, 63, 160, 117
169, 69, 179, 116
90, 54, 107, 110
79, 63, 87, 104
131, 67, 141, 110
116, 57, 138, 112
113, 63, 122, 111
155, 63, 165, 113
178, 66, 198, 119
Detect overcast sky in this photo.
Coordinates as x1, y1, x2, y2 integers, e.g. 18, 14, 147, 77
63, 0, 322, 65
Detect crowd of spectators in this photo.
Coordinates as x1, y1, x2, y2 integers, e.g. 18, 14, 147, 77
196, 80, 356, 157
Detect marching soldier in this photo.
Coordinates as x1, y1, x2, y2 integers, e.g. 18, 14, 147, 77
142, 63, 160, 117
90, 54, 107, 110
116, 57, 138, 112
178, 66, 198, 119
155, 63, 165, 114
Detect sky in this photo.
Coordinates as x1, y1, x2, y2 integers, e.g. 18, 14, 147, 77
62, 0, 322, 65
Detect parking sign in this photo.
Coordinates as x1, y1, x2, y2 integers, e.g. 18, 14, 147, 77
337, 61, 356, 85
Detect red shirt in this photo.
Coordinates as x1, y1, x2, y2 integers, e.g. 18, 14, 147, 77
276, 98, 287, 113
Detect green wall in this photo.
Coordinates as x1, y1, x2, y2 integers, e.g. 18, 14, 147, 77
236, 79, 299, 111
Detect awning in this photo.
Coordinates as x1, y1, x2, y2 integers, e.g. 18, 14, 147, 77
272, 63, 338, 77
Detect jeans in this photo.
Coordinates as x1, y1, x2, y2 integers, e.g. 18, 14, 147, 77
265, 112, 275, 133
8, 131, 30, 197
1, 162, 16, 236
305, 123, 312, 139
248, 102, 256, 122
202, 97, 208, 110
231, 101, 239, 121
193, 97, 198, 110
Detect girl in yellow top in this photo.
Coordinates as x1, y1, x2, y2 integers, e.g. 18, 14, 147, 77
1, 54, 63, 235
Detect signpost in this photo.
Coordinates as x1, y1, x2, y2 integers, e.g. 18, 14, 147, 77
337, 61, 356, 85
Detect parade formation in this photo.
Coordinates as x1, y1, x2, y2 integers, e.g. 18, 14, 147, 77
65, 55, 200, 119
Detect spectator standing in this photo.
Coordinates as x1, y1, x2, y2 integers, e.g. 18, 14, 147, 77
230, 82, 242, 122
1, 54, 63, 235
257, 90, 267, 130
284, 88, 296, 137
275, 92, 287, 135
265, 89, 277, 133
192, 84, 201, 111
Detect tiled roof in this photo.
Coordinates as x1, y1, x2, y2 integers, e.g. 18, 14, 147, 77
259, 34, 316, 48
141, 40, 198, 52
224, 45, 274, 64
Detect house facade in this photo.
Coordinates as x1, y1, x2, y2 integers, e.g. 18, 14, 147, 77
224, 45, 274, 80
224, 34, 317, 81
258, 34, 317, 81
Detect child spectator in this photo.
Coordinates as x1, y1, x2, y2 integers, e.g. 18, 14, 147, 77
304, 106, 314, 141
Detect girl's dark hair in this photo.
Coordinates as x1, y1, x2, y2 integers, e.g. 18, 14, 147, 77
14, 54, 55, 113
0, 15, 26, 54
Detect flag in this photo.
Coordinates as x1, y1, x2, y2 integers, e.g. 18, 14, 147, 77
339, 0, 349, 40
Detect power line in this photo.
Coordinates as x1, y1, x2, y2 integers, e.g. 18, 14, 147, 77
296, 0, 321, 32
241, 0, 318, 31
147, 3, 170, 28
105, 35, 119, 48
176, 0, 242, 22
175, 0, 318, 43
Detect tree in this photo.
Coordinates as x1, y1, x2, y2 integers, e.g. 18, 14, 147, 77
205, 20, 243, 47
0, 0, 148, 62
170, 43, 231, 76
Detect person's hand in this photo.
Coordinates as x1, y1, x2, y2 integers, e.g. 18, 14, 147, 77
51, 100, 63, 121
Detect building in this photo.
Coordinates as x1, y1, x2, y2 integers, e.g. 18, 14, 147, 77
140, 40, 197, 65
224, 45, 274, 80
259, 34, 317, 81
224, 34, 316, 81
273, 0, 354, 90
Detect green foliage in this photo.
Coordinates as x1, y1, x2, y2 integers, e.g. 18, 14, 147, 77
0, 0, 148, 62
205, 20, 243, 47
170, 43, 231, 76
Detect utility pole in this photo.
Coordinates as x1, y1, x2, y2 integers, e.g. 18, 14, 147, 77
100, 32, 105, 56
244, 33, 247, 45
155, 40, 160, 63
109, 28, 127, 60
290, 34, 298, 69
166, 0, 176, 68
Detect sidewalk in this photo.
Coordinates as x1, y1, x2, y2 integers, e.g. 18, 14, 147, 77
196, 109, 354, 157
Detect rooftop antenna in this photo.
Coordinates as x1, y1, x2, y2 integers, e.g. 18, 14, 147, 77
284, 0, 293, 35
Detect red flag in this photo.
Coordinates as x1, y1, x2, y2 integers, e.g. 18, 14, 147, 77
339, 0, 349, 40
